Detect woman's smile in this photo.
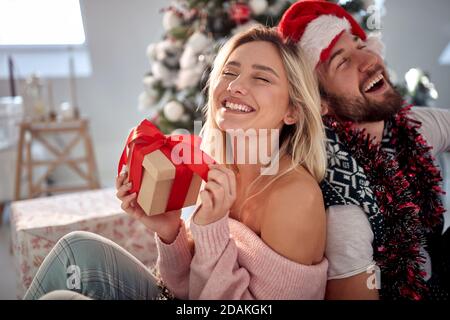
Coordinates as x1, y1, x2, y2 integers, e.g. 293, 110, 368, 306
220, 98, 256, 114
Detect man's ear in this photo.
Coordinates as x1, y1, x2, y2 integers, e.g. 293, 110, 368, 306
283, 105, 299, 125
321, 100, 330, 116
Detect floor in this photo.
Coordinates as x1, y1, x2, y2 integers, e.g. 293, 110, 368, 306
1, 155, 450, 300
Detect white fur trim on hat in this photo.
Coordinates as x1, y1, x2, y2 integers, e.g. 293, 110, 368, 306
300, 14, 351, 67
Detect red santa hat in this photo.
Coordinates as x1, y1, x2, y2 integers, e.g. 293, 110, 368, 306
278, 0, 384, 67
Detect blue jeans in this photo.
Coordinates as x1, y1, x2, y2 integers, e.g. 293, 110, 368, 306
23, 231, 163, 300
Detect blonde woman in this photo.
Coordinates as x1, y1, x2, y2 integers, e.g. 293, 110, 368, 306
24, 26, 328, 300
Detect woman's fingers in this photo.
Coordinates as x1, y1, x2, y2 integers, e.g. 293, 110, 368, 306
116, 170, 127, 189
125, 201, 145, 220
204, 180, 225, 211
116, 181, 132, 199
220, 166, 236, 200
207, 169, 229, 191
209, 165, 236, 200
116, 174, 144, 219
199, 190, 213, 212
120, 192, 137, 212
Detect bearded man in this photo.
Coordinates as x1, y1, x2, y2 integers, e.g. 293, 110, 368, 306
279, 0, 450, 300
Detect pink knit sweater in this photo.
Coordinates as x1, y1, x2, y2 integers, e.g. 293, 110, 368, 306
155, 214, 328, 300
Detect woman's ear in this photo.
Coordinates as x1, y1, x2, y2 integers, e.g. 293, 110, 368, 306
283, 105, 299, 125
321, 101, 330, 116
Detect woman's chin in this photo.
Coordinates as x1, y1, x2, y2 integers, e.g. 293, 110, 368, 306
215, 118, 249, 132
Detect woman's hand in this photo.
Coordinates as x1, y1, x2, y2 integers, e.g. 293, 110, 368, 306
116, 170, 182, 244
193, 164, 237, 226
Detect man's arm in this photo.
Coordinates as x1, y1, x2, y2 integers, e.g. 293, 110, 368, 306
411, 107, 450, 156
325, 204, 379, 299
326, 272, 379, 300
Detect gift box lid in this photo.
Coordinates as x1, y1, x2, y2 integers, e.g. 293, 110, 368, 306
141, 149, 176, 181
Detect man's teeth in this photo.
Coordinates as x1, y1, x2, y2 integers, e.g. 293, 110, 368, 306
364, 74, 384, 92
224, 101, 254, 113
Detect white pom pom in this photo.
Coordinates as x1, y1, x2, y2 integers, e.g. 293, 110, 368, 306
249, 0, 268, 15
138, 91, 158, 112
171, 128, 190, 135
143, 75, 158, 89
146, 43, 157, 61
155, 39, 181, 62
177, 67, 203, 90
151, 62, 168, 79
179, 47, 198, 69
162, 10, 182, 31
186, 32, 212, 54
151, 62, 175, 86
150, 40, 182, 70
366, 33, 385, 59
155, 41, 168, 61
163, 100, 185, 122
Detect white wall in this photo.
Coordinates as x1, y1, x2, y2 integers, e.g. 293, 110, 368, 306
0, 0, 449, 190
75, 0, 169, 186
382, 0, 450, 108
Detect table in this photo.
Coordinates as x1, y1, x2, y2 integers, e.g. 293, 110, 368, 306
14, 118, 100, 200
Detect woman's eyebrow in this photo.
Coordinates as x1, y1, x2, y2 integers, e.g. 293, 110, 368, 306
225, 61, 240, 67
225, 61, 279, 78
252, 64, 279, 78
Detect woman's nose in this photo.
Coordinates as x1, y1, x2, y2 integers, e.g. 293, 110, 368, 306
227, 78, 248, 95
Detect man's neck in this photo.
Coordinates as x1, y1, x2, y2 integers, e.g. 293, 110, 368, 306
351, 120, 385, 144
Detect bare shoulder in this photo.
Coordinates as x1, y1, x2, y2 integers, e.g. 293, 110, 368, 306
265, 166, 325, 218
260, 167, 326, 265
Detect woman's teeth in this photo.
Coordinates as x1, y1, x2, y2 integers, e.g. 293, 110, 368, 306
223, 101, 254, 113
364, 74, 384, 93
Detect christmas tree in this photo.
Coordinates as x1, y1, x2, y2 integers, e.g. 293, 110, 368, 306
138, 0, 438, 134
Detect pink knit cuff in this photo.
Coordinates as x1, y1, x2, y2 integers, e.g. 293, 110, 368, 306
155, 221, 192, 268
189, 213, 230, 259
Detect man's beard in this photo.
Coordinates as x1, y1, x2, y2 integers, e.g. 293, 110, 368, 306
322, 83, 404, 123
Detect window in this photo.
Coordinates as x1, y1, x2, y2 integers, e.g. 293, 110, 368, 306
0, 0, 91, 78
0, 0, 85, 46
439, 42, 450, 65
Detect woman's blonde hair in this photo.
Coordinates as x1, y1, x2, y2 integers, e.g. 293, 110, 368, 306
201, 26, 326, 213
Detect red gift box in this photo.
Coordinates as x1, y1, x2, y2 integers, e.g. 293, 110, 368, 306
118, 119, 214, 215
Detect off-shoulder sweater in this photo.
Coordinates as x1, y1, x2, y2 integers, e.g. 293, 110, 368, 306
155, 214, 328, 300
